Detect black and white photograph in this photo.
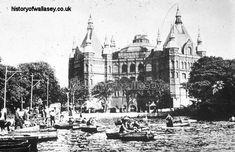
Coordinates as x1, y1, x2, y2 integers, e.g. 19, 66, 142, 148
0, 0, 235, 151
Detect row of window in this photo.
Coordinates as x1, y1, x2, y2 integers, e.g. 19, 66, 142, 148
171, 60, 194, 70
114, 63, 152, 73
171, 72, 187, 79
85, 64, 112, 73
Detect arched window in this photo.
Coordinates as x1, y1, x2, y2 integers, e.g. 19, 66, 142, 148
122, 64, 127, 73
85, 64, 88, 72
113, 65, 118, 73
146, 64, 152, 72
182, 62, 184, 69
184, 62, 187, 69
188, 62, 190, 69
176, 61, 179, 68
182, 73, 186, 79
171, 60, 175, 69
90, 79, 93, 85
130, 63, 136, 72
109, 66, 111, 73
90, 64, 93, 72
176, 72, 179, 78
189, 47, 192, 55
171, 72, 174, 78
138, 63, 144, 72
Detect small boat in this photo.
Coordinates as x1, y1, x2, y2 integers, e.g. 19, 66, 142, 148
54, 123, 80, 129
72, 124, 105, 133
79, 125, 99, 133
106, 131, 155, 141
0, 139, 30, 152
14, 126, 56, 133
173, 122, 190, 127
106, 132, 120, 139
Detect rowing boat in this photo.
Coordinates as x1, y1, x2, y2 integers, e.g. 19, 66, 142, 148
0, 139, 30, 152
106, 131, 154, 141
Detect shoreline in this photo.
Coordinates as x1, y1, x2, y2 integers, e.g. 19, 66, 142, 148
76, 112, 149, 120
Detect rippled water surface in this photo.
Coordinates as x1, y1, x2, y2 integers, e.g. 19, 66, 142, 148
38, 118, 235, 152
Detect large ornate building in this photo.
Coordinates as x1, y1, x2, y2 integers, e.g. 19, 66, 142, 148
68, 8, 206, 111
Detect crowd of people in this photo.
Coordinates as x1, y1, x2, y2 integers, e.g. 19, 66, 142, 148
0, 106, 60, 133
118, 116, 141, 133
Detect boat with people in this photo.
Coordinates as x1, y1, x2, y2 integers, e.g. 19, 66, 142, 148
0, 139, 31, 152
14, 125, 57, 133
9, 125, 58, 142
0, 135, 38, 152
53, 123, 78, 129
106, 131, 155, 141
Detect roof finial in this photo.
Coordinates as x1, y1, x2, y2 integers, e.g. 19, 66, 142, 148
110, 35, 116, 47
157, 29, 161, 44
175, 5, 182, 24
87, 14, 93, 30
104, 35, 109, 47
197, 27, 202, 44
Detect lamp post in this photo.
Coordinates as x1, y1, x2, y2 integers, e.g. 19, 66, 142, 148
66, 91, 70, 112
46, 77, 49, 108
4, 66, 21, 109
30, 74, 41, 109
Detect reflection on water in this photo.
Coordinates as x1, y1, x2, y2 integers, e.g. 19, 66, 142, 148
38, 118, 235, 152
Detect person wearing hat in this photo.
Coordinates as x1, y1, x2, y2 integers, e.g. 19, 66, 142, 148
119, 117, 131, 133
166, 114, 173, 127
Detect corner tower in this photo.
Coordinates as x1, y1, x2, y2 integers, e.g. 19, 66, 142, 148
162, 7, 203, 108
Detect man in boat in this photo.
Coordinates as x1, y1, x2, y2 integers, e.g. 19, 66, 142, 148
165, 114, 173, 127
87, 117, 96, 126
119, 116, 134, 133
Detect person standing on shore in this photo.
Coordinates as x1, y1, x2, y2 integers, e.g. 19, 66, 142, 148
50, 108, 56, 126
0, 108, 11, 132
15, 108, 23, 129
166, 114, 173, 127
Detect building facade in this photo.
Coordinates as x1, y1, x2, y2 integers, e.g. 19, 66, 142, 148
68, 8, 206, 111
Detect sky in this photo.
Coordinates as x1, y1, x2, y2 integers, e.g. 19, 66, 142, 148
0, 0, 234, 87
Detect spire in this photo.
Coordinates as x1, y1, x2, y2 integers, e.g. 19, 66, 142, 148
154, 29, 162, 51
197, 28, 202, 45
196, 28, 204, 52
175, 6, 182, 24
110, 36, 116, 48
87, 14, 94, 30
104, 35, 109, 48
70, 38, 76, 58
156, 29, 161, 45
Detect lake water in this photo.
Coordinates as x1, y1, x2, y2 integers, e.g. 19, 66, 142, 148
38, 118, 235, 152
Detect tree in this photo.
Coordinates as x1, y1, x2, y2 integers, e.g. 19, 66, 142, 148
18, 62, 65, 107
69, 79, 89, 112
187, 56, 235, 119
117, 77, 139, 112
0, 64, 28, 111
91, 80, 114, 112
137, 79, 170, 112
